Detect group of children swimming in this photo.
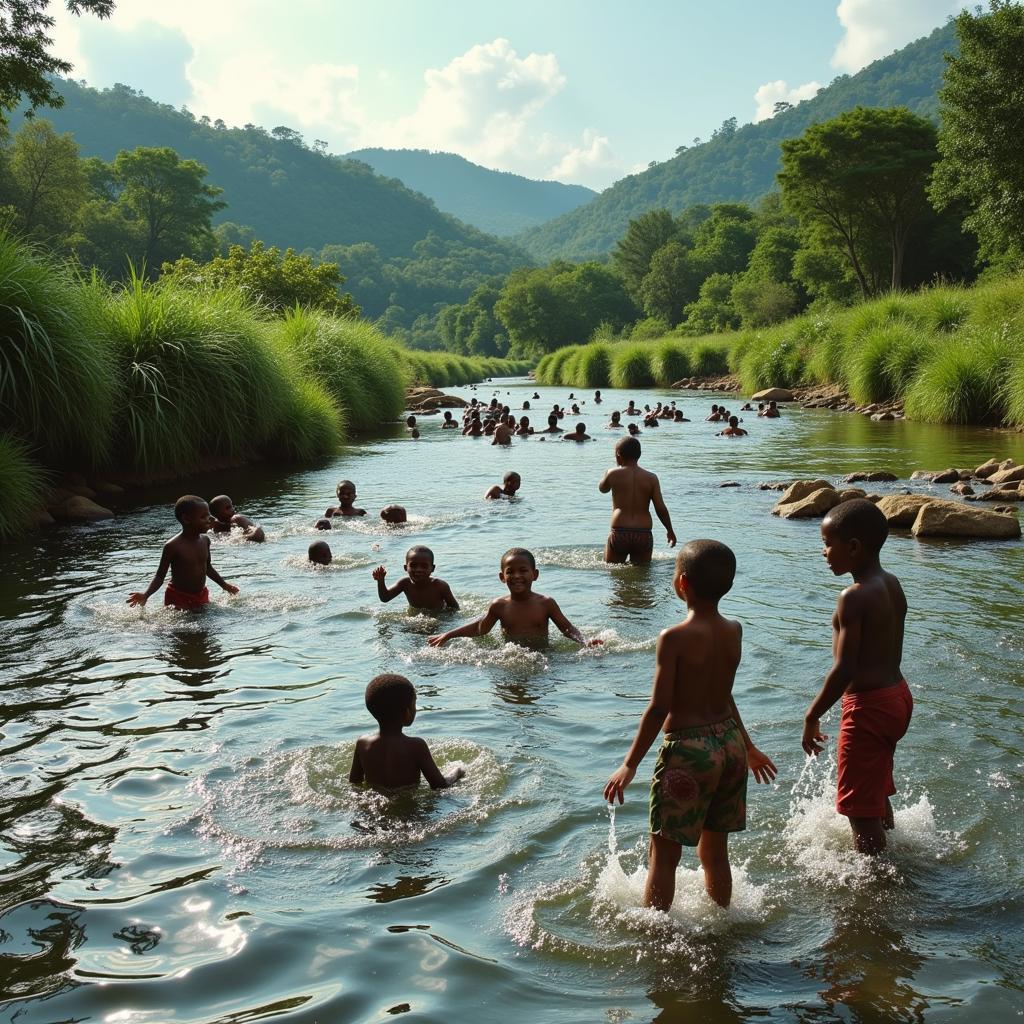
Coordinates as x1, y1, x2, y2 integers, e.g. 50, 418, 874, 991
127, 388, 912, 914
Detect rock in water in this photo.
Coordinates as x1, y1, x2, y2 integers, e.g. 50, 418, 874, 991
950, 482, 975, 496
875, 493, 939, 527
974, 458, 1000, 479
774, 487, 841, 519
988, 463, 1024, 486
911, 501, 1020, 540
751, 387, 794, 402
844, 471, 897, 483
774, 479, 833, 507
51, 496, 114, 522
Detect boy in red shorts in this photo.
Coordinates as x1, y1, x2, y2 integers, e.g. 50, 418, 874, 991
803, 498, 911, 854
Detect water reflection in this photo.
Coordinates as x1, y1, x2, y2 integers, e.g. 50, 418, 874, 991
608, 564, 658, 610
161, 628, 223, 688
366, 873, 450, 904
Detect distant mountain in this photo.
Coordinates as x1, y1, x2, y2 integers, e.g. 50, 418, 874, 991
515, 21, 956, 262
14, 80, 526, 265
345, 148, 596, 236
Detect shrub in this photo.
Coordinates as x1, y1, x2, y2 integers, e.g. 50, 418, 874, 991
649, 340, 691, 386
265, 375, 344, 462
542, 345, 582, 386
1006, 345, 1024, 428
630, 316, 670, 341
738, 328, 805, 392
689, 341, 729, 378
0, 434, 47, 539
966, 275, 1024, 334
846, 323, 934, 405
0, 233, 116, 466
919, 285, 970, 334
568, 343, 612, 388
609, 343, 654, 388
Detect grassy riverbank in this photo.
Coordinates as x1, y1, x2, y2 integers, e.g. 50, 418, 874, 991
0, 234, 529, 537
534, 276, 1024, 428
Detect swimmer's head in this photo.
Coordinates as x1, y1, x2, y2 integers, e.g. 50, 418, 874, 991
610, 410, 621, 422
615, 436, 641, 463
627, 423, 640, 435
575, 422, 586, 433
411, 428, 420, 439
675, 540, 736, 603
336, 480, 356, 504
308, 540, 332, 565
547, 414, 558, 427
405, 545, 434, 580
503, 471, 521, 494
522, 401, 531, 410
175, 495, 210, 528
365, 673, 416, 727
443, 410, 454, 420
501, 547, 536, 571
314, 517, 333, 530
209, 494, 234, 522
728, 416, 739, 427
405, 415, 417, 428
380, 505, 408, 524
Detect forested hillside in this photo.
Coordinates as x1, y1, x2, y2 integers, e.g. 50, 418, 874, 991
346, 148, 595, 236
515, 21, 955, 262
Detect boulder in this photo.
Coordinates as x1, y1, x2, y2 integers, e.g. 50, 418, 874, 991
774, 486, 842, 519
950, 482, 975, 497
775, 479, 834, 507
51, 496, 114, 522
406, 387, 445, 401
64, 482, 97, 499
969, 487, 1023, 502
837, 488, 867, 503
412, 394, 469, 409
911, 501, 1021, 540
758, 481, 792, 491
93, 481, 125, 497
875, 493, 939, 528
988, 463, 1024, 486
844, 471, 897, 483
931, 469, 961, 484
751, 387, 794, 402
871, 411, 895, 421
865, 493, 883, 503
974, 458, 1000, 479
910, 470, 933, 481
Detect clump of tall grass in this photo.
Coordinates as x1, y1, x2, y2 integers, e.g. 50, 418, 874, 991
567, 343, 612, 388
277, 308, 406, 432
801, 314, 847, 385
539, 345, 582, 386
846, 323, 935, 405
609, 343, 655, 388
0, 234, 116, 466
649, 340, 691, 386
1006, 345, 1024, 428
107, 276, 289, 472
738, 327, 806, 392
918, 285, 969, 334
965, 275, 1024, 334
265, 375, 344, 462
904, 330, 1014, 424
689, 341, 729, 378
0, 434, 48, 539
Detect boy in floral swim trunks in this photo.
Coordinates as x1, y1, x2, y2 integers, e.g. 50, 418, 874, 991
604, 540, 776, 910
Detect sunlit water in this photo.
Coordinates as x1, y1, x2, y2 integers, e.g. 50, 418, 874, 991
2, 381, 1023, 1023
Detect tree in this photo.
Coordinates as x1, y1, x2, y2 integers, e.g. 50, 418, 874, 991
638, 241, 702, 326
161, 240, 358, 316
690, 204, 757, 276
0, 0, 113, 119
214, 221, 256, 255
731, 278, 798, 327
612, 208, 678, 299
930, 1, 1024, 264
8, 117, 86, 236
111, 146, 224, 270
778, 106, 938, 294
680, 273, 739, 334
773, 101, 794, 116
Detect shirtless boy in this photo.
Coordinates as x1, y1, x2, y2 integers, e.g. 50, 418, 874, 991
802, 499, 911, 855
717, 416, 748, 437
308, 540, 332, 565
127, 495, 239, 610
491, 417, 514, 446
349, 674, 464, 789
372, 545, 459, 610
598, 436, 676, 564
427, 548, 599, 648
562, 422, 592, 442
485, 471, 521, 500
541, 414, 563, 435
326, 480, 366, 517
441, 411, 458, 429
604, 540, 776, 910
210, 494, 266, 542
607, 410, 623, 428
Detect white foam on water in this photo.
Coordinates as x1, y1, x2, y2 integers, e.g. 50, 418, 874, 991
280, 552, 375, 573
782, 752, 960, 889
404, 637, 549, 673
194, 739, 512, 869
576, 628, 657, 656
534, 546, 675, 571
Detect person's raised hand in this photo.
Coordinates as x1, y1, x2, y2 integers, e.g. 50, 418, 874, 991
604, 763, 635, 804
801, 717, 827, 757
372, 566, 386, 581
747, 746, 778, 784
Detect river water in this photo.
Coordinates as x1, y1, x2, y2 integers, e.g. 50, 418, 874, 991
2, 381, 1023, 1023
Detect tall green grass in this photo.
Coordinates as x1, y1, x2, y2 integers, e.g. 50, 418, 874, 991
846, 323, 934, 405
649, 340, 691, 386
0, 434, 48, 539
610, 343, 655, 388
400, 349, 530, 387
566, 343, 612, 388
0, 235, 116, 466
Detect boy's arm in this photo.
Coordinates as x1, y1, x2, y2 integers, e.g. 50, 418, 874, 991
484, 485, 501, 499
232, 514, 266, 542
416, 738, 464, 789
127, 544, 172, 605
348, 739, 365, 784
604, 631, 676, 802
726, 696, 777, 785
206, 538, 239, 595
427, 600, 501, 646
598, 469, 613, 493
651, 477, 676, 547
546, 598, 598, 647
802, 589, 863, 755
371, 566, 404, 602
440, 582, 460, 611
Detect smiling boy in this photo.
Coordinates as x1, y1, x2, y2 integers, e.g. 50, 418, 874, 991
372, 545, 459, 611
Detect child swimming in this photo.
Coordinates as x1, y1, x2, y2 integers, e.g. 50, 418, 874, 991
604, 540, 776, 910
127, 495, 239, 610
308, 540, 332, 565
209, 494, 265, 543
485, 472, 521, 500
372, 545, 459, 611
326, 480, 366, 517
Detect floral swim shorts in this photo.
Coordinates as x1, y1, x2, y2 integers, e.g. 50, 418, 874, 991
649, 718, 747, 847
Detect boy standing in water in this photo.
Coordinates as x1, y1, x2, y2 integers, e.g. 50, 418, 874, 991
372, 545, 460, 610
427, 548, 600, 648
599, 436, 676, 564
604, 540, 776, 910
803, 499, 911, 855
326, 480, 366, 517
349, 674, 464, 789
127, 495, 239, 610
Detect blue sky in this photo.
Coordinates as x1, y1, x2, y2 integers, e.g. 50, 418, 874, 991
53, 1, 963, 189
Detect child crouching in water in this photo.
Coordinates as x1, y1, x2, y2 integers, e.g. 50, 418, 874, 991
349, 673, 464, 789
604, 540, 775, 910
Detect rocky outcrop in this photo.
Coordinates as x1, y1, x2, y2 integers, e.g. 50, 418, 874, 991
774, 479, 834, 507
51, 496, 114, 522
774, 486, 843, 519
752, 387, 794, 402
988, 462, 1024, 486
950, 482, 975, 496
844, 471, 897, 483
911, 501, 1020, 540
875, 493, 939, 528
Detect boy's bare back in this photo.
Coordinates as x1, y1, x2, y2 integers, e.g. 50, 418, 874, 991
832, 570, 906, 695
350, 733, 447, 788
603, 464, 662, 529
660, 613, 742, 730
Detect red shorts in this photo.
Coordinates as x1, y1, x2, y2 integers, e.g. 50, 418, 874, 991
836, 679, 913, 818
164, 583, 210, 610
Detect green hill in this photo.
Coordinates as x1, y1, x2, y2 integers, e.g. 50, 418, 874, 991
515, 21, 955, 262
344, 148, 595, 236
12, 79, 526, 265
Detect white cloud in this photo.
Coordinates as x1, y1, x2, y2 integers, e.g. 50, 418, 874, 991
547, 129, 615, 182
753, 79, 822, 122
832, 0, 964, 72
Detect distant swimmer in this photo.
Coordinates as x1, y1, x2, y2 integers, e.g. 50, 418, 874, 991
485, 471, 521, 500
308, 540, 332, 565
598, 436, 676, 564
717, 416, 748, 437
562, 421, 592, 442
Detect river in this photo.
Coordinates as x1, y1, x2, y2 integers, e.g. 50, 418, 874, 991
1, 381, 1022, 1022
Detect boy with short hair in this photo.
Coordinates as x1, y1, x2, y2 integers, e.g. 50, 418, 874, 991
717, 416, 748, 437
541, 413, 564, 435
802, 498, 911, 855
484, 471, 521, 500
210, 494, 266, 542
326, 480, 366, 517
441, 411, 458, 429
763, 400, 780, 419
380, 504, 408, 525
427, 548, 599, 648
562, 422, 592, 442
604, 540, 776, 910
372, 546, 459, 610
127, 496, 239, 610
349, 673, 464, 789
308, 540, 332, 565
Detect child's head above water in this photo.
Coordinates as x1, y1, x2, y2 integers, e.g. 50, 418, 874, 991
627, 422, 640, 435
365, 673, 416, 728
404, 544, 434, 578
336, 480, 357, 504
503, 471, 521, 494
406, 415, 417, 428
174, 494, 209, 527
675, 539, 736, 603
209, 494, 235, 523
380, 505, 408, 524
500, 547, 538, 589
615, 435, 641, 463
728, 415, 739, 428
411, 428, 420, 439
308, 540, 332, 565
314, 517, 332, 531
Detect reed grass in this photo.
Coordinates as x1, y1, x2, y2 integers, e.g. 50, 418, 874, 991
846, 323, 934, 405
649, 340, 691, 386
0, 434, 48, 539
609, 343, 655, 389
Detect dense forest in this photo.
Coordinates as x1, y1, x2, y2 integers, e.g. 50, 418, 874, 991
514, 21, 955, 262
346, 148, 595, 236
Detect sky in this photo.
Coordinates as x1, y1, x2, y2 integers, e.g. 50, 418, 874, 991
51, 0, 966, 191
